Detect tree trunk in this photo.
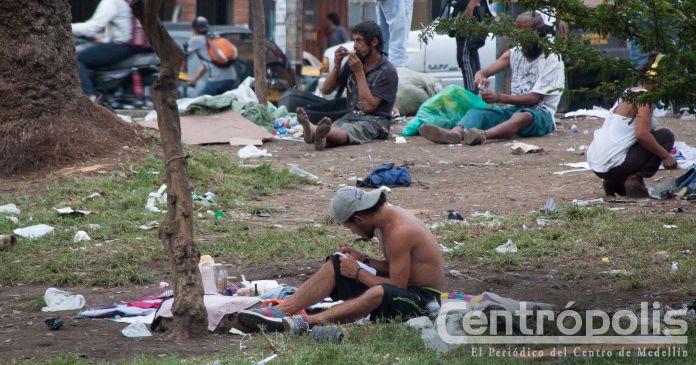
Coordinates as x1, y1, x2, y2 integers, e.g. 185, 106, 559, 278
251, 0, 268, 106
0, 0, 135, 174
132, 0, 208, 340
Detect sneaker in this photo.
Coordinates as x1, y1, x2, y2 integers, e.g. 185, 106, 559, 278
283, 315, 310, 335
418, 124, 463, 144
624, 175, 649, 198
461, 128, 486, 145
237, 306, 287, 332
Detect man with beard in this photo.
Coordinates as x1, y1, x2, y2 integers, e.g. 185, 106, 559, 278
419, 11, 565, 146
297, 21, 399, 151
237, 187, 444, 334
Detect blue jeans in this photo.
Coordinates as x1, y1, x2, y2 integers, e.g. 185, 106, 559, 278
457, 106, 555, 137
77, 42, 133, 95
198, 79, 237, 97
376, 0, 413, 67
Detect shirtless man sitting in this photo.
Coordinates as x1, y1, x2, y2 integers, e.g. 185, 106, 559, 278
237, 187, 444, 334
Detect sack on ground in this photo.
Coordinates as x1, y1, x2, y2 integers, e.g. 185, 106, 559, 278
402, 85, 489, 136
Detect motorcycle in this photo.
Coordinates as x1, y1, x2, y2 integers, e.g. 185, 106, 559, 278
75, 37, 159, 110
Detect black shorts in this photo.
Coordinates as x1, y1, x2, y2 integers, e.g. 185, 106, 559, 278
327, 254, 441, 321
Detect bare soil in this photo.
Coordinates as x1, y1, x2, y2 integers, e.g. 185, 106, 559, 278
2, 116, 695, 362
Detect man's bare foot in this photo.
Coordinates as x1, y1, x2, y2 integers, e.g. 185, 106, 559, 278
296, 107, 314, 144
314, 118, 331, 151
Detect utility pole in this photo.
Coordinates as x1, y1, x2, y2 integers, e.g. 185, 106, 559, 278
495, 0, 520, 94
285, 0, 304, 77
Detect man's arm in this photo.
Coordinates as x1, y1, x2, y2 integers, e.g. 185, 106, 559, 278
321, 46, 349, 94
339, 232, 411, 289
72, 0, 117, 38
481, 89, 543, 107
345, 54, 385, 113
474, 50, 511, 89
189, 65, 206, 87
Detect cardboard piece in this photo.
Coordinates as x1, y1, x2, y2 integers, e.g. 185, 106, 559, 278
138, 109, 272, 146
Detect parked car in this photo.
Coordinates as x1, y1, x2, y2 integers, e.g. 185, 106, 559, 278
320, 30, 497, 93
165, 23, 297, 102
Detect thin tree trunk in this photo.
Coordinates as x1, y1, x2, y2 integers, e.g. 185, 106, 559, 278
132, 0, 207, 340
0, 0, 135, 174
251, 0, 268, 106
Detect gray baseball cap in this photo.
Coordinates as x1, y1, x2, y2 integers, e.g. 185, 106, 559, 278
329, 187, 382, 224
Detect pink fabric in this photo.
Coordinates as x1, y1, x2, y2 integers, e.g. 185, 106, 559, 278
156, 295, 261, 331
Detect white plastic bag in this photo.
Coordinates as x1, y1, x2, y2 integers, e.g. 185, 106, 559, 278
238, 145, 272, 159
229, 77, 258, 103
73, 231, 91, 242
121, 319, 152, 337
13, 224, 54, 239
41, 287, 86, 312
0, 203, 20, 215
495, 239, 518, 254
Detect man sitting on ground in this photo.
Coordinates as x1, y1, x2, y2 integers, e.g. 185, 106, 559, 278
297, 21, 399, 151
419, 11, 565, 145
237, 187, 444, 334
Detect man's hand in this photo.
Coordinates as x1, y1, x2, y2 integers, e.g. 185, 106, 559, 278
474, 71, 489, 89
337, 243, 366, 262
347, 53, 363, 74
663, 155, 678, 169
334, 46, 350, 69
481, 89, 500, 103
188, 80, 197, 87
338, 254, 360, 279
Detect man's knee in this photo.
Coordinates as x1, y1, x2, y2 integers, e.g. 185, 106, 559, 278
362, 285, 385, 305
511, 111, 533, 126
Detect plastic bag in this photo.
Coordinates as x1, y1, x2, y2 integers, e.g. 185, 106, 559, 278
238, 145, 272, 159
41, 288, 85, 312
402, 85, 489, 136
229, 77, 258, 104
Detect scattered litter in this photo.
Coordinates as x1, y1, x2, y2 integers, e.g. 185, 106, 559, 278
536, 217, 551, 226
287, 164, 319, 182
553, 161, 592, 175
117, 114, 133, 123
42, 288, 85, 312
139, 221, 159, 230
0, 235, 17, 251
563, 107, 610, 119
447, 211, 464, 221
566, 145, 587, 156
608, 207, 625, 211
54, 207, 93, 216
238, 144, 272, 159
159, 282, 169, 289
439, 244, 453, 253
541, 197, 562, 213
449, 270, 463, 278
406, 316, 433, 330
13, 224, 54, 239
121, 319, 152, 337
495, 239, 518, 254
255, 353, 278, 365
570, 124, 579, 134
572, 198, 604, 207
680, 111, 696, 121
192, 191, 217, 205
507, 141, 543, 154
471, 211, 496, 218
663, 224, 678, 229
87, 224, 102, 230
229, 327, 247, 336
146, 184, 167, 213
214, 210, 224, 219
394, 136, 407, 144
0, 204, 20, 215
73, 231, 91, 242
44, 317, 64, 330
600, 270, 629, 275
255, 211, 271, 218
6, 216, 19, 224
85, 192, 104, 200
671, 261, 679, 273
601, 257, 610, 264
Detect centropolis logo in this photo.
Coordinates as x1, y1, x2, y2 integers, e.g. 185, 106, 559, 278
437, 301, 689, 345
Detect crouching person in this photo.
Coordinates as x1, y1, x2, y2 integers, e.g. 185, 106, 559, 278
297, 21, 398, 151
237, 187, 444, 334
419, 11, 565, 145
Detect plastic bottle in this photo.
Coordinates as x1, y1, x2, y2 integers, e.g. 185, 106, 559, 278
198, 262, 217, 294
217, 268, 228, 294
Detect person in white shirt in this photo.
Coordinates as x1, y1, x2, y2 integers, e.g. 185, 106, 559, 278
587, 53, 676, 198
72, 0, 133, 97
419, 11, 565, 146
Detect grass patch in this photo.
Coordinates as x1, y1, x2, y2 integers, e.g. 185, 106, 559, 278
0, 148, 311, 286
13, 296, 45, 311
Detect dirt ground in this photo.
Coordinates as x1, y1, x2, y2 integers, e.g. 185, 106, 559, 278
2, 116, 695, 362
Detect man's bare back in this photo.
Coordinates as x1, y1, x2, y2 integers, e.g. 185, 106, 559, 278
375, 205, 444, 290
